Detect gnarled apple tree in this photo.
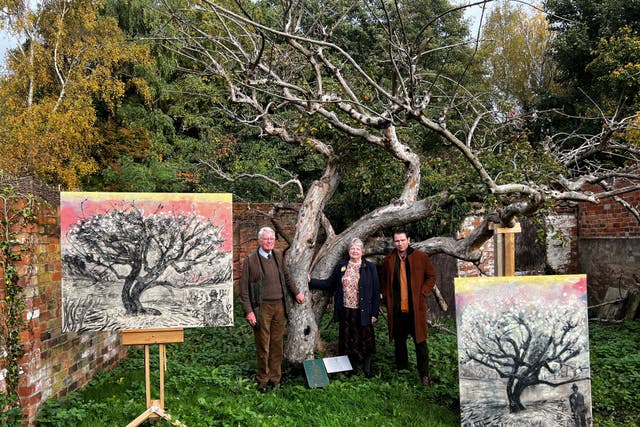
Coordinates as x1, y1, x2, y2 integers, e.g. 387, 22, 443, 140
161, 0, 640, 362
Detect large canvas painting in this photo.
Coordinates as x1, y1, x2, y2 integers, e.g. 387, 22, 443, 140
455, 275, 592, 426
61, 192, 234, 331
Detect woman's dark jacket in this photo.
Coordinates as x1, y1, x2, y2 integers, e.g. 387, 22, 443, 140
310, 259, 381, 326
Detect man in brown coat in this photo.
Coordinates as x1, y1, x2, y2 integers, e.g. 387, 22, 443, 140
381, 229, 437, 386
239, 227, 305, 392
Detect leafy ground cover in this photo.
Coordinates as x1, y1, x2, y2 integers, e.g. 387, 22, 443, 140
33, 308, 639, 427
588, 320, 640, 426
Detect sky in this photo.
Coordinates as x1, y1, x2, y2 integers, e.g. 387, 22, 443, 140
459, 1, 494, 35
0, 32, 9, 51
0, 31, 13, 73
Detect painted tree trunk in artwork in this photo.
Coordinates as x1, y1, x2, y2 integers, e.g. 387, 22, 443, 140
121, 258, 163, 316
121, 261, 142, 315
122, 279, 153, 315
506, 377, 527, 413
130, 279, 162, 316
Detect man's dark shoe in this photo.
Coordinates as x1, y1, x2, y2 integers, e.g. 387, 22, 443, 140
257, 382, 269, 393
421, 376, 431, 387
269, 381, 280, 389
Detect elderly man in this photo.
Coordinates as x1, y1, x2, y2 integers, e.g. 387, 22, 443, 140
239, 227, 305, 392
381, 229, 437, 386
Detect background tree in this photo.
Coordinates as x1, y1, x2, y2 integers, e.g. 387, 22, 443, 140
160, 0, 639, 363
586, 26, 640, 150
542, 0, 640, 144
0, 0, 150, 189
479, 1, 556, 114
63, 202, 228, 315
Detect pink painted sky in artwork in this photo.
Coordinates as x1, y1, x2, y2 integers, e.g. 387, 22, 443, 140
60, 192, 233, 252
454, 275, 588, 311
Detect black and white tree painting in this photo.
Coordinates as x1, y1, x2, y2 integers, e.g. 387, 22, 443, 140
455, 275, 592, 426
61, 192, 234, 331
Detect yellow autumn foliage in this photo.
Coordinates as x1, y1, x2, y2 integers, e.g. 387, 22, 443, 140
0, 97, 99, 189
0, 0, 151, 189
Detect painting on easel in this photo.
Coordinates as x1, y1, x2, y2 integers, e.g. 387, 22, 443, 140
61, 192, 234, 331
455, 275, 592, 426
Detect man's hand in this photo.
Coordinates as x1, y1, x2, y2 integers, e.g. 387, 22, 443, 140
295, 292, 305, 304
371, 316, 378, 324
246, 312, 257, 327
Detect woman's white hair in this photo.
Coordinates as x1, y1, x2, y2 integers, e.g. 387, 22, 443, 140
349, 238, 364, 249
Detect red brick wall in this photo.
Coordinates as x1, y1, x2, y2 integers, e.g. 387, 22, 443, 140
456, 216, 495, 277
0, 196, 126, 426
232, 203, 299, 290
578, 184, 640, 237
576, 185, 640, 301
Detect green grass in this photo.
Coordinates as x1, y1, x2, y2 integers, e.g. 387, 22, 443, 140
33, 309, 640, 427
587, 320, 640, 427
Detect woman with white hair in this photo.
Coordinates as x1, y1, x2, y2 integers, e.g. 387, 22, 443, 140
310, 238, 380, 377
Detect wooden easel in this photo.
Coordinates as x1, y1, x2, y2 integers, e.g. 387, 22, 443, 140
122, 328, 187, 427
492, 221, 521, 276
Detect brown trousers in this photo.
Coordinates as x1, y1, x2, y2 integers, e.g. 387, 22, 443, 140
254, 301, 286, 384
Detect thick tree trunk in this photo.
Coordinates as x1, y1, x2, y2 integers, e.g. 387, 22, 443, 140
121, 260, 153, 315
122, 278, 156, 315
121, 275, 137, 315
506, 377, 527, 413
283, 162, 339, 363
282, 215, 328, 361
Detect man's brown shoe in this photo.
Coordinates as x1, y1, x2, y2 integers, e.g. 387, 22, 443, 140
257, 382, 269, 393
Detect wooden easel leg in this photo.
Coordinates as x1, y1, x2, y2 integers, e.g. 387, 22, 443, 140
159, 344, 165, 409
494, 222, 521, 277
126, 405, 188, 427
504, 232, 515, 276
145, 345, 151, 408
126, 341, 186, 427
495, 232, 505, 276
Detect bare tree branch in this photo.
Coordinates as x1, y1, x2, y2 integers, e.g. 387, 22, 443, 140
199, 159, 305, 200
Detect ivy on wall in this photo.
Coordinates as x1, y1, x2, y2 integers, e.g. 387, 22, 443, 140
0, 179, 40, 418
